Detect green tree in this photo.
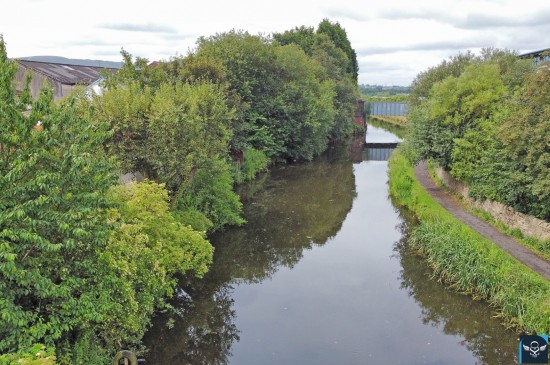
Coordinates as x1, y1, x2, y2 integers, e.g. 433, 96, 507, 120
317, 19, 359, 82
407, 47, 548, 220
195, 30, 279, 155
196, 30, 276, 107
102, 48, 152, 89
497, 65, 550, 219
94, 181, 213, 348
146, 81, 235, 193
176, 159, 245, 230
270, 44, 337, 160
311, 33, 358, 139
1, 38, 216, 363
273, 25, 317, 54
408, 61, 507, 169
92, 82, 154, 177
145, 81, 244, 229
409, 51, 476, 106
274, 25, 359, 141
0, 35, 117, 354
91, 52, 242, 230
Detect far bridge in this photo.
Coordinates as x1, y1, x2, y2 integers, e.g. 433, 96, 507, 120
361, 147, 396, 161
349, 123, 403, 162
367, 101, 408, 117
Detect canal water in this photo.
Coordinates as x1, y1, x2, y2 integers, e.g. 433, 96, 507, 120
144, 122, 519, 364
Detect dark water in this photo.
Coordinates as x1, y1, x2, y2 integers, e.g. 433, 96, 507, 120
143, 123, 519, 364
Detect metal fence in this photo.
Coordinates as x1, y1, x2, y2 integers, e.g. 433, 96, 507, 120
368, 102, 408, 116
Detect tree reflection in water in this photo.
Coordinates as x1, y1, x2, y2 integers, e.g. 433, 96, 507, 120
143, 284, 238, 365
393, 212, 519, 365
143, 144, 356, 364
145, 141, 519, 365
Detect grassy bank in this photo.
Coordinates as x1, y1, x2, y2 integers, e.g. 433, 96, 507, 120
388, 149, 550, 332
370, 115, 407, 127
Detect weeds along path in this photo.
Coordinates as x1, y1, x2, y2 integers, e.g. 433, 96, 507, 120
414, 161, 550, 281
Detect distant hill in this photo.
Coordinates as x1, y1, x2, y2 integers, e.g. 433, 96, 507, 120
18, 56, 123, 69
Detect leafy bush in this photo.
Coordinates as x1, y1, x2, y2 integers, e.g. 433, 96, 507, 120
406, 49, 548, 220
98, 181, 214, 345
0, 344, 56, 365
0, 38, 214, 363
175, 159, 245, 231
233, 148, 269, 183
0, 58, 117, 354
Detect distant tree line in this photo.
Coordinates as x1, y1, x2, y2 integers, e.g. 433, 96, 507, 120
0, 18, 359, 364
359, 84, 411, 101
403, 49, 549, 220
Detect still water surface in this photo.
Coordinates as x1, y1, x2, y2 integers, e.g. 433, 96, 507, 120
144, 123, 518, 364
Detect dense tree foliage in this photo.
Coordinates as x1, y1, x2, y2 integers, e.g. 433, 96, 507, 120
405, 49, 549, 220
273, 21, 359, 141
498, 66, 550, 217
193, 24, 359, 162
95, 181, 213, 349
1, 38, 115, 355
0, 37, 212, 363
408, 51, 476, 106
1, 18, 360, 362
270, 44, 337, 159
317, 19, 359, 82
89, 60, 243, 230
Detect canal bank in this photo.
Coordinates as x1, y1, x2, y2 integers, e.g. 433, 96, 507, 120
388, 149, 550, 333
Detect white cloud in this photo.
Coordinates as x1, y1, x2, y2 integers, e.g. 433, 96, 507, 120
98, 23, 179, 34
2, 0, 548, 85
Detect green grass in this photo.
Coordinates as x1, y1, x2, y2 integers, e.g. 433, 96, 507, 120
233, 148, 270, 184
370, 115, 408, 127
388, 149, 550, 333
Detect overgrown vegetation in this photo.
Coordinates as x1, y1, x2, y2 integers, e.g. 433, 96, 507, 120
1, 18, 360, 363
388, 150, 550, 332
0, 344, 56, 365
0, 44, 213, 363
403, 48, 549, 220
233, 148, 270, 184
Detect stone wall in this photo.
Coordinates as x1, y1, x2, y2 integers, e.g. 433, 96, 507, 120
435, 167, 550, 241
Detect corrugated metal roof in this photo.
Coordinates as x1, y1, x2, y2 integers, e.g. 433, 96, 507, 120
518, 48, 550, 58
16, 60, 117, 85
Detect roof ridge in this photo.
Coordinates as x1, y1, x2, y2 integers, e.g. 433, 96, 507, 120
16, 59, 117, 85
16, 59, 119, 70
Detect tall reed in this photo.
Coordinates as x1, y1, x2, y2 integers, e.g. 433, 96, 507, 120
388, 149, 550, 332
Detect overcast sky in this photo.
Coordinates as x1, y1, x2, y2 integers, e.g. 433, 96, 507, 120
2, 0, 549, 86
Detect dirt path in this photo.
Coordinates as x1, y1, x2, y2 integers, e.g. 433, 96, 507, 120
414, 161, 550, 281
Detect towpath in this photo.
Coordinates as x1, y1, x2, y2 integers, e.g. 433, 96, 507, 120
414, 161, 550, 281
